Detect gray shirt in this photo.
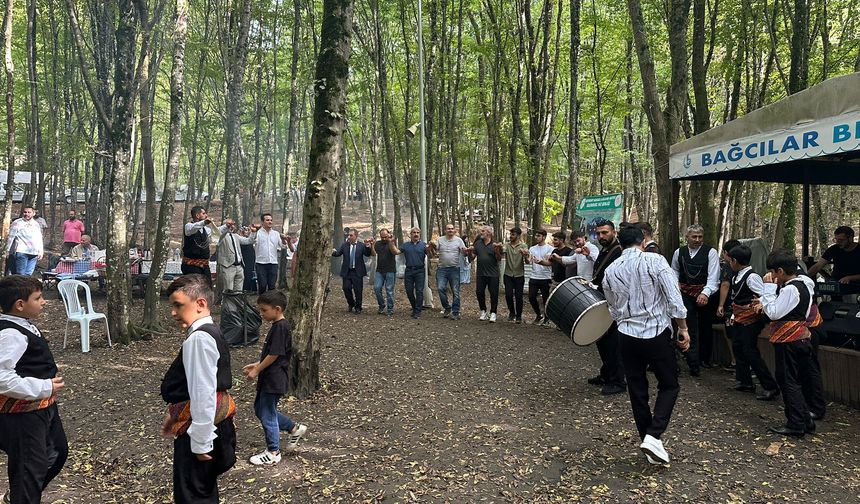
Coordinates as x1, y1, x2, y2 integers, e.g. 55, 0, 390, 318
435, 236, 465, 268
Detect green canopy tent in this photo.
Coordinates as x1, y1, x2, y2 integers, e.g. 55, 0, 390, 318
669, 72, 860, 257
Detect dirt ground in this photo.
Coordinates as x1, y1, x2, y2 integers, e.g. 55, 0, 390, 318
1, 279, 858, 504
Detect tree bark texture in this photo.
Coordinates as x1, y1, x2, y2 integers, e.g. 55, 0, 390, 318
287, 0, 354, 398
0, 0, 14, 273
223, 0, 253, 222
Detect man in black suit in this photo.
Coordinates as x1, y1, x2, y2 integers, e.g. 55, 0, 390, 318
332, 228, 372, 313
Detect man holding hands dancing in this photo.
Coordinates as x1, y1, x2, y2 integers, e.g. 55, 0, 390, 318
602, 225, 690, 466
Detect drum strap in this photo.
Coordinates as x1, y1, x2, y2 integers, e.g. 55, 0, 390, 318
594, 244, 622, 279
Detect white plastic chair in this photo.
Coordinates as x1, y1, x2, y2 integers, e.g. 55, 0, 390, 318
57, 279, 112, 353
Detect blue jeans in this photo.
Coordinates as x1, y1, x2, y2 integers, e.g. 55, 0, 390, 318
374, 271, 396, 313
253, 391, 295, 452
403, 267, 425, 314
436, 266, 461, 314
14, 253, 38, 276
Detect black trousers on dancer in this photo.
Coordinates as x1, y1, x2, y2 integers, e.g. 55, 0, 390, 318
618, 329, 680, 440
681, 294, 715, 371
773, 339, 823, 430
173, 418, 237, 504
475, 275, 499, 313
597, 322, 626, 388
528, 279, 551, 316
730, 321, 778, 391
0, 404, 68, 504
503, 275, 524, 318
805, 328, 827, 418
341, 270, 364, 310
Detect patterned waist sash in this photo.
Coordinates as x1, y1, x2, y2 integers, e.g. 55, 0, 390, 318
769, 320, 810, 343
165, 391, 236, 437
679, 282, 705, 298
731, 302, 760, 326
806, 304, 822, 328
182, 257, 209, 268
0, 394, 57, 414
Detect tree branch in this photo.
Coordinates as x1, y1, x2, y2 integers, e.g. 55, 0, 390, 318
64, 0, 112, 131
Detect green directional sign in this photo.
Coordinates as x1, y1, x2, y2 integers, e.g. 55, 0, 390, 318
577, 193, 624, 242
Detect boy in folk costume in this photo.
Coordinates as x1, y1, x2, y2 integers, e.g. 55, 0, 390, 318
161, 275, 236, 503
724, 245, 780, 401
757, 250, 825, 438
0, 275, 68, 504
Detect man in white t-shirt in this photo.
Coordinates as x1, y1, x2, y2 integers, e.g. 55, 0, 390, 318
527, 229, 555, 325
428, 224, 466, 320
552, 231, 600, 282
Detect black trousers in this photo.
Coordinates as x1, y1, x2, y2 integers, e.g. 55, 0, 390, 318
618, 329, 680, 440
173, 418, 237, 504
730, 321, 778, 391
181, 263, 212, 284
805, 328, 827, 417
255, 263, 278, 293
0, 404, 68, 504
597, 322, 626, 388
475, 275, 499, 313
342, 270, 364, 310
403, 268, 425, 314
681, 294, 715, 370
773, 339, 822, 430
503, 275, 525, 318
528, 278, 551, 316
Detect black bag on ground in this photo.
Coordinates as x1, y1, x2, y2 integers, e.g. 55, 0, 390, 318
220, 291, 261, 347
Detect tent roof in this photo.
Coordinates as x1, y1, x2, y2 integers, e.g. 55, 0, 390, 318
670, 72, 860, 185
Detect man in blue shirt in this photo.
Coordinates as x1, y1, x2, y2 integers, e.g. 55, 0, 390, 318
400, 227, 430, 319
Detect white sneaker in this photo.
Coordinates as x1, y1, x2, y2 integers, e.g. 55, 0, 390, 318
479, 310, 487, 321
644, 453, 662, 465
249, 450, 282, 466
639, 434, 669, 464
284, 423, 307, 451
489, 313, 497, 323
2, 491, 9, 504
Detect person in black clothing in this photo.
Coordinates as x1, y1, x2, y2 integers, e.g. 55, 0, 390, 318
588, 219, 626, 395
0, 276, 68, 504
671, 224, 721, 375
724, 245, 780, 400
161, 275, 236, 503
808, 225, 860, 284
182, 206, 215, 281
465, 225, 502, 322
550, 231, 573, 283
332, 229, 373, 313
243, 290, 307, 466
636, 222, 660, 255
240, 226, 258, 292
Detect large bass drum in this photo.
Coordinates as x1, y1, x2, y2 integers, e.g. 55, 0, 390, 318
545, 276, 614, 346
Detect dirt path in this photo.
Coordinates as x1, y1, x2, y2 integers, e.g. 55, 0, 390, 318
2, 283, 858, 503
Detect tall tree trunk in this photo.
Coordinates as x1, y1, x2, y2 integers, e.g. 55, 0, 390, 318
26, 0, 44, 214
562, 0, 581, 230
144, 0, 188, 328
223, 0, 253, 222
0, 0, 14, 272
288, 0, 354, 398
280, 0, 302, 235
140, 47, 158, 249
691, 0, 717, 245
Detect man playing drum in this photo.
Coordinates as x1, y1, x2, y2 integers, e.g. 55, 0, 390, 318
602, 225, 690, 466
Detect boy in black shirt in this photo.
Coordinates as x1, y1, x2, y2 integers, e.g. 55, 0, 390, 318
0, 276, 67, 504
550, 231, 573, 284
243, 290, 307, 465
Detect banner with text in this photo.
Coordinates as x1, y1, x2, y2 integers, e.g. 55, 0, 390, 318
577, 193, 623, 242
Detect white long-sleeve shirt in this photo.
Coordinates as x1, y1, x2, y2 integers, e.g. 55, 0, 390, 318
559, 241, 600, 281
7, 218, 44, 256
603, 248, 688, 338
671, 246, 720, 297
184, 220, 227, 237
0, 314, 54, 400
253, 228, 285, 265
183, 316, 220, 454
732, 266, 765, 297
760, 276, 815, 321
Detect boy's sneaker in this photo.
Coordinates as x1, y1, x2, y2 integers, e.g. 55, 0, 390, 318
479, 310, 487, 321
378, 307, 386, 314
489, 313, 497, 323
284, 424, 307, 451
442, 308, 451, 318
515, 316, 523, 324
451, 313, 461, 321
249, 450, 282, 466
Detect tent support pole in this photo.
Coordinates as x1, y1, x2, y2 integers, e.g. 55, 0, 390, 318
802, 182, 810, 258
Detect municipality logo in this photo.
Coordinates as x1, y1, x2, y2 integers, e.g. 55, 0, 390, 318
683, 154, 692, 170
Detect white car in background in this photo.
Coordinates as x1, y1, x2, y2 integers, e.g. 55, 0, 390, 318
0, 184, 26, 203
136, 185, 210, 203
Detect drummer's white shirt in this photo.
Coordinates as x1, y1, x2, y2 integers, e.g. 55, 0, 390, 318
602, 247, 688, 338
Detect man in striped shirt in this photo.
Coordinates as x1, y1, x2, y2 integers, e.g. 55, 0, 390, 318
602, 225, 690, 466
